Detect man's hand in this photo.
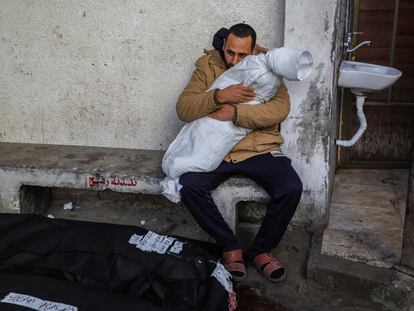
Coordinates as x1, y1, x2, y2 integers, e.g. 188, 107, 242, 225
215, 84, 255, 104
209, 104, 236, 121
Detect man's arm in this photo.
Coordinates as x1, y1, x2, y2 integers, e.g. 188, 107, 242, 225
176, 59, 220, 122
177, 55, 256, 123
233, 83, 290, 129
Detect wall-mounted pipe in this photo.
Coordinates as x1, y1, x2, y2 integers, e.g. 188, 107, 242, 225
336, 94, 367, 147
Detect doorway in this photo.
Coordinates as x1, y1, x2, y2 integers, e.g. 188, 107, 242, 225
338, 0, 414, 169
322, 0, 413, 267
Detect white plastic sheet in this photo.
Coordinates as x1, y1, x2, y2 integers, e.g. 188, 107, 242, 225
161, 48, 313, 203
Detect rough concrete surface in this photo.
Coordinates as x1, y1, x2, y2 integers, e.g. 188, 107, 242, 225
0, 143, 165, 215
0, 142, 318, 227
322, 169, 409, 267
46, 188, 403, 310
309, 231, 414, 311
282, 0, 343, 225
0, 0, 284, 150
0, 143, 274, 228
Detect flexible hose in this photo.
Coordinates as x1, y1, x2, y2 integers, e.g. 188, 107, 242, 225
336, 95, 367, 147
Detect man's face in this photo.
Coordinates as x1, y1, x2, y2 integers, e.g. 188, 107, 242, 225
223, 33, 253, 68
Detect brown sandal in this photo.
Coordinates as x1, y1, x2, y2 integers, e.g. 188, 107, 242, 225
254, 252, 286, 283
222, 249, 247, 282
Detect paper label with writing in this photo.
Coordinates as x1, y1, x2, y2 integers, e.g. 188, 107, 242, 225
1, 292, 77, 311
128, 232, 184, 255
128, 233, 143, 245
212, 262, 234, 293
169, 241, 184, 254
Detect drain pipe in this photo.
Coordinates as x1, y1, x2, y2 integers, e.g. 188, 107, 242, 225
336, 94, 367, 147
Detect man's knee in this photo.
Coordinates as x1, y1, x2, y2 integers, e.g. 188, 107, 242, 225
179, 173, 196, 193
288, 177, 303, 197
270, 175, 303, 200
179, 172, 208, 192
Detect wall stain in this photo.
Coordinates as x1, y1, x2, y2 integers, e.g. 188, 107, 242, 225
14, 63, 33, 76
295, 63, 331, 164
324, 11, 329, 33
53, 26, 63, 39
330, 3, 341, 63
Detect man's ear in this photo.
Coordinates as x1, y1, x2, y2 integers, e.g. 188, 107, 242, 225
222, 39, 226, 51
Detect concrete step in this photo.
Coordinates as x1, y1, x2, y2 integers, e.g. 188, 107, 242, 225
322, 168, 409, 267
308, 230, 414, 311
321, 228, 400, 267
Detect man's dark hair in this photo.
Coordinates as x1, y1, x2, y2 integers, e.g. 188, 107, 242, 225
226, 23, 256, 50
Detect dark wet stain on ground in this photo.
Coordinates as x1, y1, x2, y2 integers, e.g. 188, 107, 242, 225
235, 284, 292, 311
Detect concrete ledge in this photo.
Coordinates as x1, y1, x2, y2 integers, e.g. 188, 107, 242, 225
0, 142, 268, 231
308, 230, 414, 311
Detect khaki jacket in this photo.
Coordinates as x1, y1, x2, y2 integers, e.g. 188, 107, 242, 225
176, 49, 290, 163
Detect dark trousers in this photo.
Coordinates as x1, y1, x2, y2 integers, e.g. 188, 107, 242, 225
179, 153, 303, 261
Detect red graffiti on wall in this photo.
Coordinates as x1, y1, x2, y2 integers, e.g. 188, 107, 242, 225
86, 176, 138, 188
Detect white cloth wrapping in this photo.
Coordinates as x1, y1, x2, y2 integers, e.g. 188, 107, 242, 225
161, 48, 313, 203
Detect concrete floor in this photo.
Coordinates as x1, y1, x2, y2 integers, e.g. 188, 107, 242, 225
321, 169, 409, 267
48, 189, 388, 311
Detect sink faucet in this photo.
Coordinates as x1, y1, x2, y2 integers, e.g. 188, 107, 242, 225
344, 32, 371, 53
347, 40, 371, 53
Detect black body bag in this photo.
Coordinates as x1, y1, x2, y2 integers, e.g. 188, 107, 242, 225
0, 272, 170, 311
0, 214, 232, 311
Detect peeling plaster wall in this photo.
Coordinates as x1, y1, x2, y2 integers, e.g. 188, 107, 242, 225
0, 0, 284, 149
0, 1, 343, 224
283, 0, 342, 223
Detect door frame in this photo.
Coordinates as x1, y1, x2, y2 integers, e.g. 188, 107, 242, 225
337, 0, 412, 169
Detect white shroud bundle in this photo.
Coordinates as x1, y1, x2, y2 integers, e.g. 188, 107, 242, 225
161, 48, 313, 203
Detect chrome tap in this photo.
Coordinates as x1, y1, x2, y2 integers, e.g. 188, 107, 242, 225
347, 40, 371, 53
344, 32, 371, 53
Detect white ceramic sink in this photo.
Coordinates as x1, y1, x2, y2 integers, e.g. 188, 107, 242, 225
338, 60, 402, 93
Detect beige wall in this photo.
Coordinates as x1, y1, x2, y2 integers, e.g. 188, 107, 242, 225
0, 0, 284, 149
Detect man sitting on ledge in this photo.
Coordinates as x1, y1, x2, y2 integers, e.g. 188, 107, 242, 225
176, 23, 303, 283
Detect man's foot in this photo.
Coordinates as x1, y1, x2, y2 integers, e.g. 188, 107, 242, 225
253, 252, 286, 283
222, 249, 247, 282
